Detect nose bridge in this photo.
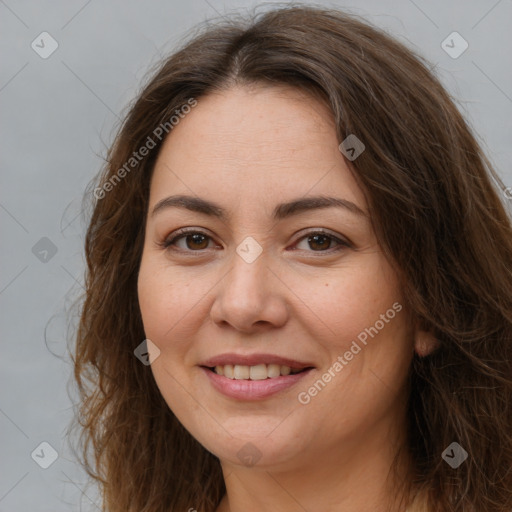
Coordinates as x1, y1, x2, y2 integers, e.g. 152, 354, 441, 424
210, 237, 288, 331
225, 240, 269, 304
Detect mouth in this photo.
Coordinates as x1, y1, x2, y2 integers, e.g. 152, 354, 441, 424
199, 354, 315, 400
203, 363, 313, 380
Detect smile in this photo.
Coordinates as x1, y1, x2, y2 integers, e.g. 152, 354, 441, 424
200, 367, 313, 400
209, 363, 306, 380
199, 353, 315, 399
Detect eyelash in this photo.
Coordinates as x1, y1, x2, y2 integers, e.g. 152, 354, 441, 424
158, 228, 351, 255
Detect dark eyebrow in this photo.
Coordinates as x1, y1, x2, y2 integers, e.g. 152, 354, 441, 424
151, 194, 367, 221
273, 195, 367, 219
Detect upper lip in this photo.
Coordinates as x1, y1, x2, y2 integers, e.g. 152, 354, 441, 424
200, 353, 314, 370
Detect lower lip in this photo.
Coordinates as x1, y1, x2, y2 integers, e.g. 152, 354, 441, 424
201, 367, 313, 400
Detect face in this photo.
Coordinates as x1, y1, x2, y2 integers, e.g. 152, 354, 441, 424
137, 84, 416, 470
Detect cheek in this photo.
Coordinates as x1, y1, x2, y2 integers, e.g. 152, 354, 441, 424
304, 257, 413, 407
137, 257, 207, 340
306, 257, 403, 345
137, 261, 202, 413
137, 263, 167, 340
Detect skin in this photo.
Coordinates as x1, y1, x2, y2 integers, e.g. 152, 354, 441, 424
137, 83, 436, 512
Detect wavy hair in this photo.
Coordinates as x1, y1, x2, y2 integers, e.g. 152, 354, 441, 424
70, 5, 512, 512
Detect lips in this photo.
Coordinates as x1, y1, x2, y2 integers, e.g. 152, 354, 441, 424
200, 353, 313, 370
199, 353, 315, 400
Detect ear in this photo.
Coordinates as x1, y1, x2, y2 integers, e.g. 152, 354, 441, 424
414, 329, 440, 357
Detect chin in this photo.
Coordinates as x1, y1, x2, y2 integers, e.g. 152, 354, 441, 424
196, 423, 311, 470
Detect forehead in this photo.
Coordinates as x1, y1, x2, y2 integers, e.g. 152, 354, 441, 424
149, 84, 367, 215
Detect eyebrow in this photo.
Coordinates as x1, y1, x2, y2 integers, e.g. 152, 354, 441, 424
151, 194, 367, 221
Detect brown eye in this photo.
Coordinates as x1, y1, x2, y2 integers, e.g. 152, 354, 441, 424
163, 230, 215, 251
182, 233, 210, 250
294, 231, 349, 252
307, 234, 332, 251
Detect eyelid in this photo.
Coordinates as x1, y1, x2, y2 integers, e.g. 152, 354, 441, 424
157, 227, 219, 251
291, 227, 348, 244
290, 228, 351, 253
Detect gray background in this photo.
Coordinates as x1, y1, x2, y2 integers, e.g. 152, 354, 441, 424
1, 0, 511, 510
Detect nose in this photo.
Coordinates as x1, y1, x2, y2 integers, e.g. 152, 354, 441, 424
209, 246, 289, 333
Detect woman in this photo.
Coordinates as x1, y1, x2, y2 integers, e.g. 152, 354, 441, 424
71, 5, 512, 512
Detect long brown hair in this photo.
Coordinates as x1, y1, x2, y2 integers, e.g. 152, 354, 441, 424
70, 5, 512, 511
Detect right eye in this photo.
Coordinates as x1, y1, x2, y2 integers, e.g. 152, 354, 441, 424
160, 228, 219, 252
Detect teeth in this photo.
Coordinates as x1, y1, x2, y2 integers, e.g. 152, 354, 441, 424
267, 364, 281, 378
249, 364, 267, 380
234, 365, 250, 380
280, 365, 291, 376
212, 364, 305, 379
223, 365, 234, 379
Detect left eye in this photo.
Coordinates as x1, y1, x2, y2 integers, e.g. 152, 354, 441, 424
293, 231, 349, 252
161, 229, 349, 253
